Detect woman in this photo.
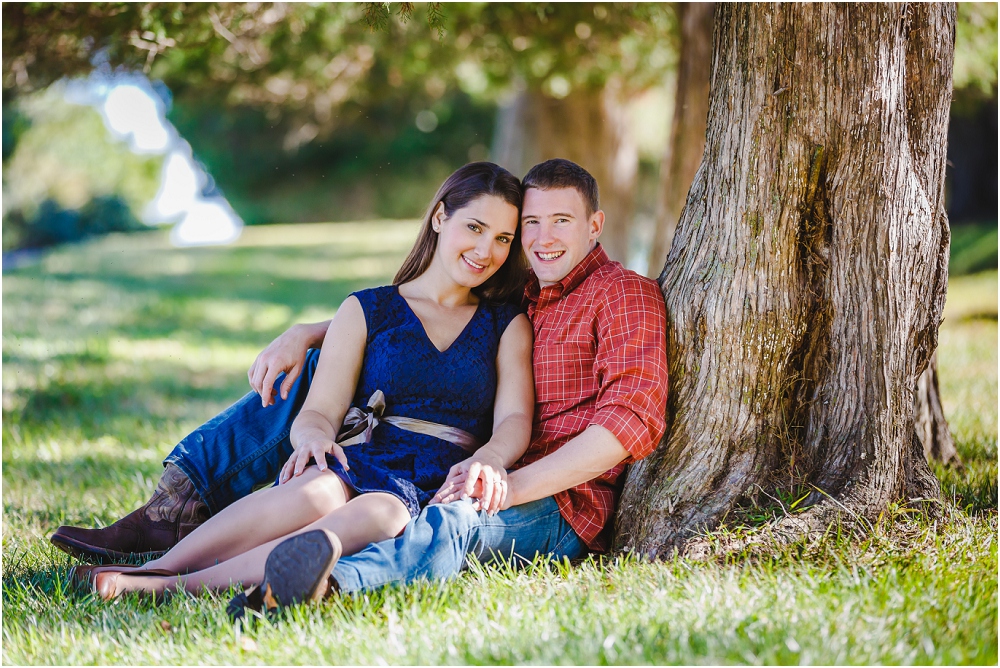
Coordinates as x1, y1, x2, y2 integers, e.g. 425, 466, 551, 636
85, 162, 534, 604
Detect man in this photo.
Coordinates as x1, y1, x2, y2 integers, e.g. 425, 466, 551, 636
52, 159, 668, 593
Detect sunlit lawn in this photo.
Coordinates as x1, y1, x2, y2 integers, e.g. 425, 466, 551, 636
2, 223, 997, 665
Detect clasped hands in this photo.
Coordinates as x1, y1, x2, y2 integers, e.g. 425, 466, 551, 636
429, 450, 511, 515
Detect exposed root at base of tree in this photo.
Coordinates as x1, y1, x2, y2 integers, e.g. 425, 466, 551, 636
678, 494, 958, 563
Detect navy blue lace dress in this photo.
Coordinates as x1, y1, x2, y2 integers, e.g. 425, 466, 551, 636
326, 285, 521, 517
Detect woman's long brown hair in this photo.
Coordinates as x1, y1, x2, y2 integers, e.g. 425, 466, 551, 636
393, 162, 527, 303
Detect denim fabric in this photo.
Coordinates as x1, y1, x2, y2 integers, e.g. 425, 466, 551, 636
163, 348, 322, 515
331, 496, 586, 593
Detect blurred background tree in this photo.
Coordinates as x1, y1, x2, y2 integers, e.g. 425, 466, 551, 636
948, 2, 998, 275
2, 2, 995, 271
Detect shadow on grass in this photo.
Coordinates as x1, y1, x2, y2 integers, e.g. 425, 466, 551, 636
936, 460, 999, 516
7, 371, 243, 439
50, 269, 374, 310
16, 270, 377, 347
4, 449, 173, 492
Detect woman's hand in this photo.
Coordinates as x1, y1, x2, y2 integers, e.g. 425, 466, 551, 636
249, 322, 328, 408
431, 450, 509, 514
279, 435, 350, 484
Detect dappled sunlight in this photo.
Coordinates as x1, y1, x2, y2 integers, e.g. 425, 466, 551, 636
938, 321, 998, 446
164, 299, 293, 337
107, 336, 266, 371
939, 272, 999, 448
31, 222, 418, 283
231, 220, 420, 250
2, 221, 422, 461
250, 254, 406, 282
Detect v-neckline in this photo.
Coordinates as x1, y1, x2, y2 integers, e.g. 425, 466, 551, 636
395, 286, 483, 354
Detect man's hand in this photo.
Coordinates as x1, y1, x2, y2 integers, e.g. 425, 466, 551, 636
279, 435, 349, 484
249, 323, 325, 407
431, 450, 509, 514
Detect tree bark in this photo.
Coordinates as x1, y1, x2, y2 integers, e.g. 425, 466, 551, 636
914, 353, 961, 466
616, 3, 954, 558
647, 2, 714, 278
491, 81, 638, 263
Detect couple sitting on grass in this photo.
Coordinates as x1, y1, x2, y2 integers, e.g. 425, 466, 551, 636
52, 158, 668, 617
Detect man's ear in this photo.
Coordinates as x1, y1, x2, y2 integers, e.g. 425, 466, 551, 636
589, 210, 606, 241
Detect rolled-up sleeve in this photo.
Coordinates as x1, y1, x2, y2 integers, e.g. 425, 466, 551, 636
591, 274, 668, 461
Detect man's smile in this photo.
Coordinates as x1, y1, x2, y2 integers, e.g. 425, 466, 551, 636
535, 250, 566, 261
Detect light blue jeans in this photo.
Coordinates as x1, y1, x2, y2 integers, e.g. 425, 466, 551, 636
332, 496, 586, 593
162, 350, 588, 591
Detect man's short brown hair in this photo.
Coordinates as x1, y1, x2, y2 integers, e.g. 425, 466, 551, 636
522, 158, 599, 217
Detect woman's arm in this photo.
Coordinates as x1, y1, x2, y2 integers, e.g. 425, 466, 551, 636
431, 313, 534, 513
278, 297, 367, 484
249, 320, 332, 407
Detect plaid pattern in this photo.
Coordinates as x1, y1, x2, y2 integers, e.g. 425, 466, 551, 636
518, 244, 668, 551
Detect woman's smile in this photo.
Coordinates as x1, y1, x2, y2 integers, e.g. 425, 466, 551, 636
461, 254, 487, 272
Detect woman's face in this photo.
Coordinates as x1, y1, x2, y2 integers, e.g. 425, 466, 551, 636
431, 195, 519, 289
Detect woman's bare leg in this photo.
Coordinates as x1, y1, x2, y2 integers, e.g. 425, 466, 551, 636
138, 467, 351, 574
111, 491, 411, 597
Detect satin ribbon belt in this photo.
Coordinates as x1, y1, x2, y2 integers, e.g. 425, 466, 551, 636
336, 390, 482, 454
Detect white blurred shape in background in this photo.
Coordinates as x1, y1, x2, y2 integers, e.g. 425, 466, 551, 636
102, 85, 172, 153
171, 199, 242, 246
72, 72, 243, 246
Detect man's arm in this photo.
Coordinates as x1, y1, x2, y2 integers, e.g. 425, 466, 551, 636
249, 320, 331, 407
503, 425, 627, 508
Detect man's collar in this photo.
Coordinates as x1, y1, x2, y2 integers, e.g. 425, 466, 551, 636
524, 243, 611, 305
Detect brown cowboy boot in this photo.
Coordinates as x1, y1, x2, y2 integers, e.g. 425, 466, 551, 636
51, 463, 210, 564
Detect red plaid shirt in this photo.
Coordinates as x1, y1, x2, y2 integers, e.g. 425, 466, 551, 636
516, 244, 668, 552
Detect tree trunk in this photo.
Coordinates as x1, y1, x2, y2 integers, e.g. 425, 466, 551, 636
616, 3, 954, 558
491, 81, 638, 263
647, 2, 714, 278
914, 353, 961, 466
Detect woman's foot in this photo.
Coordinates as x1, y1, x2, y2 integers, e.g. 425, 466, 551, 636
92, 568, 181, 601
72, 563, 182, 589
228, 529, 342, 621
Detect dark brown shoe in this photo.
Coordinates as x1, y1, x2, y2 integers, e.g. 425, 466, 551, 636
51, 464, 209, 564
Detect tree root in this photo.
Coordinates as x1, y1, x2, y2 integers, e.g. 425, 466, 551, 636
679, 492, 954, 562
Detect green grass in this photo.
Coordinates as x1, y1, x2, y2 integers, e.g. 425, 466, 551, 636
3, 223, 997, 665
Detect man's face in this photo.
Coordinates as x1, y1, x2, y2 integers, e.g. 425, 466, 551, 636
520, 187, 605, 287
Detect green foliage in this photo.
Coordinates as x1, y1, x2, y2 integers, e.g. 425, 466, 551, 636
4, 3, 677, 133
168, 88, 497, 224
2, 84, 162, 250
362, 2, 392, 32
2, 224, 997, 664
4, 196, 150, 251
2, 3, 198, 90
950, 222, 999, 276
954, 2, 998, 104
358, 2, 677, 97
